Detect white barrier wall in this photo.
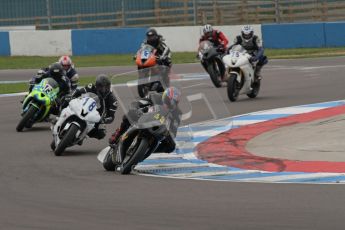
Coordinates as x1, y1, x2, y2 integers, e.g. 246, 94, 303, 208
9, 30, 72, 56
5, 25, 262, 56
156, 24, 262, 52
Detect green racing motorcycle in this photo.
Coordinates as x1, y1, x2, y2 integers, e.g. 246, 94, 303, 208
16, 78, 60, 132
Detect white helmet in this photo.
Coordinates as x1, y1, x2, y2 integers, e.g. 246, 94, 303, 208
241, 25, 254, 40
203, 24, 213, 35
58, 55, 73, 71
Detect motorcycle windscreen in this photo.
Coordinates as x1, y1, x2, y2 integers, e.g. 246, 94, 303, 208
109, 65, 233, 154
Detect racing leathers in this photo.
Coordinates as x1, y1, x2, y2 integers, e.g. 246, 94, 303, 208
231, 35, 268, 80
72, 84, 118, 139
109, 92, 181, 154
142, 35, 172, 67
30, 66, 79, 91
199, 30, 229, 54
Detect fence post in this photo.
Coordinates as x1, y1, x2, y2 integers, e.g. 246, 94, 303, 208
77, 14, 81, 29
46, 0, 52, 30
321, 1, 328, 21
183, 0, 188, 25
154, 0, 161, 25
213, 0, 217, 25
274, 0, 280, 23
193, 0, 197, 25
121, 0, 126, 26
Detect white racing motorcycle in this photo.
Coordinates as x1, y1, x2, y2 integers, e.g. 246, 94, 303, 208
222, 45, 261, 102
51, 92, 101, 156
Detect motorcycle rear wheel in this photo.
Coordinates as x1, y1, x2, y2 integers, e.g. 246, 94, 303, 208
16, 105, 38, 132
54, 123, 79, 156
247, 80, 261, 99
103, 147, 116, 171
120, 137, 149, 175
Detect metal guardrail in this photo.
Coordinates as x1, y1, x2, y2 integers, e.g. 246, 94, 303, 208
1, 0, 345, 29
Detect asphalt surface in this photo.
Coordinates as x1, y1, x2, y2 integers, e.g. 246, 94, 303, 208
1, 57, 345, 230
247, 114, 345, 162
0, 63, 205, 81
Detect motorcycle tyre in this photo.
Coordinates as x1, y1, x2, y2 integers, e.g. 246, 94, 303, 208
16, 106, 38, 132
227, 74, 241, 102
247, 80, 261, 99
206, 62, 222, 88
120, 138, 149, 175
103, 147, 116, 171
54, 123, 79, 156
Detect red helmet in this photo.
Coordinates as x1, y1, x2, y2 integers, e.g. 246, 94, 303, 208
58, 55, 73, 71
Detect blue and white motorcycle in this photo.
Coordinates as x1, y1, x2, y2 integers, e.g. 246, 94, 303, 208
51, 92, 101, 156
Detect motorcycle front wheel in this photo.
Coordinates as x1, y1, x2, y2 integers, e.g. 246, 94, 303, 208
206, 61, 222, 88
227, 74, 241, 102
54, 123, 79, 156
16, 105, 38, 132
120, 137, 149, 175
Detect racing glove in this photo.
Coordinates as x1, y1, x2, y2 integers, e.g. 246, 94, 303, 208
249, 56, 258, 63
101, 116, 114, 124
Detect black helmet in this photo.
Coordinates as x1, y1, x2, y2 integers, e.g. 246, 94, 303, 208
49, 62, 64, 78
146, 28, 159, 46
95, 74, 111, 98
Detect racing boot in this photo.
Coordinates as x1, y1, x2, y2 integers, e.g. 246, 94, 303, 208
108, 128, 122, 146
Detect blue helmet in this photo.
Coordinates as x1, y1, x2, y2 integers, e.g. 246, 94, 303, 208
162, 87, 181, 110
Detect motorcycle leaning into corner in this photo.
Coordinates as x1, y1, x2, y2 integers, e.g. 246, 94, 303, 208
198, 40, 226, 88
222, 45, 261, 102
99, 102, 176, 175
51, 92, 101, 156
16, 78, 60, 132
135, 44, 170, 97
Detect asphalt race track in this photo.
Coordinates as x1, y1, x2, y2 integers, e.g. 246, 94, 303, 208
1, 57, 345, 230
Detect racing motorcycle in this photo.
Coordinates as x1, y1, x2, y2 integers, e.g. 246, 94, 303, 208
16, 78, 59, 132
222, 45, 261, 102
198, 40, 226, 88
51, 92, 101, 156
135, 44, 169, 97
99, 104, 173, 174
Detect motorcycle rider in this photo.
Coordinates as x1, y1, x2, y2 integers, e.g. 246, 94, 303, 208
108, 87, 182, 154
141, 28, 172, 68
29, 62, 71, 115
70, 74, 117, 140
230, 25, 268, 80
29, 55, 79, 91
199, 24, 229, 54
58, 55, 79, 90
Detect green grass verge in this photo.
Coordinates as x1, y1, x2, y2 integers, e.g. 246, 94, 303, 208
0, 75, 138, 94
0, 52, 197, 70
1, 47, 344, 70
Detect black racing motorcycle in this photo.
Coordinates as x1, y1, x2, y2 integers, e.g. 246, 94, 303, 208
102, 105, 173, 174
198, 40, 226, 88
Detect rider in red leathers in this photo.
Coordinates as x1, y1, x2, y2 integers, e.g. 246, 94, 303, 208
199, 24, 229, 54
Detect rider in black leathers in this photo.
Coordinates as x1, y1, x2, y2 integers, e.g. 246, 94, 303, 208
71, 74, 117, 140
109, 87, 181, 154
141, 28, 172, 68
